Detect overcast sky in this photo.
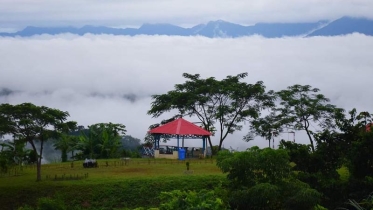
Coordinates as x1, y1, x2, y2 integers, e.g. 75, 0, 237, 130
1, 34, 372, 150
1, 0, 373, 32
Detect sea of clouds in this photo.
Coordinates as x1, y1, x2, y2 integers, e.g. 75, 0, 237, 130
0, 33, 372, 150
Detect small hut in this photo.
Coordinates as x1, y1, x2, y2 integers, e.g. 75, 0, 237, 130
148, 118, 211, 159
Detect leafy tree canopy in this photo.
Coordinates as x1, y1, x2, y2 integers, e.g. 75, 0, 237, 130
77, 122, 126, 159
0, 103, 76, 181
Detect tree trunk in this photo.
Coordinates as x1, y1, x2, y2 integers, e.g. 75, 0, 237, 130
61, 148, 67, 162
218, 139, 223, 151
304, 124, 315, 152
36, 140, 44, 182
28, 140, 42, 182
36, 158, 42, 182
207, 136, 213, 157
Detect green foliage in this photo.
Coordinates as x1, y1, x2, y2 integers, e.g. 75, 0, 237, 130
323, 109, 373, 179
280, 139, 346, 208
216, 147, 323, 209
17, 206, 34, 210
76, 122, 126, 159
210, 145, 219, 155
313, 204, 328, 210
275, 84, 338, 152
158, 189, 228, 210
17, 196, 72, 210
245, 109, 282, 148
37, 197, 66, 210
0, 103, 77, 181
53, 135, 78, 162
278, 179, 322, 210
347, 131, 373, 179
216, 147, 291, 188
121, 149, 141, 158
0, 139, 31, 165
0, 154, 9, 173
284, 187, 321, 210
121, 135, 141, 151
338, 191, 373, 210
230, 183, 281, 210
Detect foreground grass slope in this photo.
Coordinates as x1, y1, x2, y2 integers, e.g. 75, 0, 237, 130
0, 159, 224, 210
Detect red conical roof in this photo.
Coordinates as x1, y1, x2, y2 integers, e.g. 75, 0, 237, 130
148, 118, 211, 136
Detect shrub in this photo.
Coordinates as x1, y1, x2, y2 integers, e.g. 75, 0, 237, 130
230, 183, 280, 210
37, 197, 66, 210
158, 189, 228, 210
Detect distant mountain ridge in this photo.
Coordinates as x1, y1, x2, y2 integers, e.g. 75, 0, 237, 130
1, 16, 372, 38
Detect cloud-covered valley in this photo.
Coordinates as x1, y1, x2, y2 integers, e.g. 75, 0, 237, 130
1, 34, 372, 149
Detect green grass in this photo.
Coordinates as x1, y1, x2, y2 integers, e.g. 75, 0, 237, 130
0, 158, 221, 186
0, 158, 225, 209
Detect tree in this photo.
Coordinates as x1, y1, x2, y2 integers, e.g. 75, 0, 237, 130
0, 103, 77, 181
77, 122, 126, 159
216, 147, 321, 209
53, 134, 78, 162
275, 84, 338, 152
120, 135, 141, 151
1, 138, 30, 165
244, 110, 282, 148
148, 73, 273, 150
217, 147, 291, 188
335, 109, 373, 179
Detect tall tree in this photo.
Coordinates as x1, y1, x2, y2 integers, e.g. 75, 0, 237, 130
275, 84, 337, 152
148, 73, 273, 150
0, 103, 77, 181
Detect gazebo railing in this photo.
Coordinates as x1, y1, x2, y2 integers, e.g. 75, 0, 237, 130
142, 146, 154, 157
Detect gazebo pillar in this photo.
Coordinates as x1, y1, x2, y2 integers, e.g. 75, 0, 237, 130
202, 136, 206, 155
177, 135, 180, 148
152, 134, 160, 149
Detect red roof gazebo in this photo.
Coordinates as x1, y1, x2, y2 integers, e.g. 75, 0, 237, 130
148, 118, 212, 158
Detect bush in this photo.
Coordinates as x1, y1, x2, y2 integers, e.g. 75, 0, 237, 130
158, 189, 228, 210
17, 197, 67, 210
230, 183, 280, 210
280, 179, 322, 210
37, 197, 66, 210
284, 188, 321, 210
17, 206, 34, 210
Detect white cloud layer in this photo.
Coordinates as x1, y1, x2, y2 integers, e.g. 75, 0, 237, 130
0, 34, 373, 150
1, 0, 373, 30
